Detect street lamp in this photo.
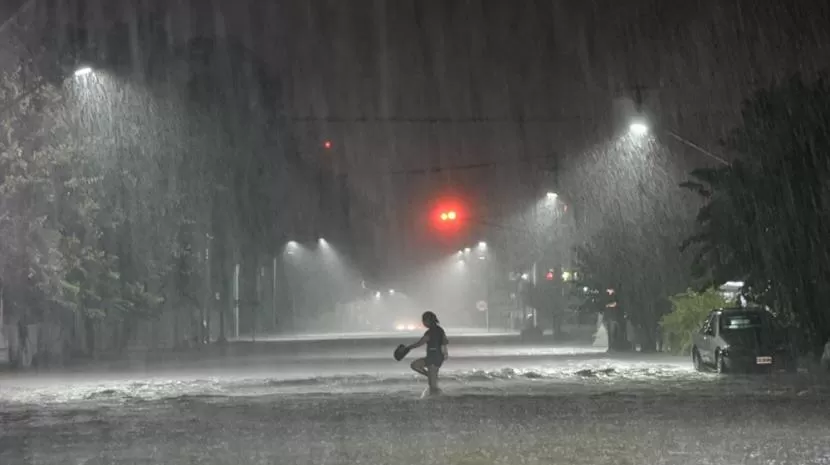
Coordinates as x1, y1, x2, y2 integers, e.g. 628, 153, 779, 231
477, 241, 487, 250
628, 117, 729, 166
628, 121, 649, 136
73, 66, 93, 77
546, 192, 558, 200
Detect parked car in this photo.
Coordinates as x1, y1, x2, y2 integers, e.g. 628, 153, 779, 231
691, 307, 796, 373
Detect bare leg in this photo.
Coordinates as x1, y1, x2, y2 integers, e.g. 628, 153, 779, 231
427, 365, 441, 395
410, 358, 428, 377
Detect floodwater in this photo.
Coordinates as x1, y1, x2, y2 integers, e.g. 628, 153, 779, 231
2, 337, 829, 464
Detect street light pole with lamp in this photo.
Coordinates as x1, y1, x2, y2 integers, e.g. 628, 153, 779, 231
627, 120, 729, 166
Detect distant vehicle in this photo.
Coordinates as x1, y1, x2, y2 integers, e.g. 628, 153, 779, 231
394, 321, 419, 332
691, 307, 796, 373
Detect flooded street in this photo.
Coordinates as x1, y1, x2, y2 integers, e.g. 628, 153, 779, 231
3, 338, 829, 464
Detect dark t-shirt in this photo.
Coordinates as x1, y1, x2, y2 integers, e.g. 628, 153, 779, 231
424, 325, 448, 352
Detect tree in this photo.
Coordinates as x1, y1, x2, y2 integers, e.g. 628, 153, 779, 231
0, 65, 67, 330
683, 74, 830, 357
661, 288, 730, 355
575, 213, 692, 352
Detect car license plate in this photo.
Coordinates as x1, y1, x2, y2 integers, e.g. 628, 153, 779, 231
756, 356, 772, 365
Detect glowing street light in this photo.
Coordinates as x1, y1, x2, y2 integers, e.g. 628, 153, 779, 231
546, 192, 558, 200
389, 289, 395, 295
629, 121, 649, 136
477, 241, 487, 250
73, 66, 93, 77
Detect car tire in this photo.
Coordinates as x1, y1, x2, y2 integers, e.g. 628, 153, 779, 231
692, 348, 705, 372
715, 351, 727, 374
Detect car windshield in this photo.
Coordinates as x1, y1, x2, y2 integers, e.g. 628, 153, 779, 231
720, 313, 764, 331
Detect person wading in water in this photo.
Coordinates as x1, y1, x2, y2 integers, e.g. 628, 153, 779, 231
405, 311, 449, 396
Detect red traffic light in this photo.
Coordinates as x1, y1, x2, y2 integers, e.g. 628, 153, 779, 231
440, 210, 457, 221
545, 270, 555, 281
323, 140, 333, 149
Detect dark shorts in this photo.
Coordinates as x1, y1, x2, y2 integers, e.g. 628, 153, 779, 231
425, 351, 444, 368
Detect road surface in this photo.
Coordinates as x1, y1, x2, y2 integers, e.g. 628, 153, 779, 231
1, 336, 829, 464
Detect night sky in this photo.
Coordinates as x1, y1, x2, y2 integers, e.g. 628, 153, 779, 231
3, 0, 830, 269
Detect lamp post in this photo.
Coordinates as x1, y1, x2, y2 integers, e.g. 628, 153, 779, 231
628, 120, 729, 166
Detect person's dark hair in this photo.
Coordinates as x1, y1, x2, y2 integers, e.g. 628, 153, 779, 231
422, 311, 439, 327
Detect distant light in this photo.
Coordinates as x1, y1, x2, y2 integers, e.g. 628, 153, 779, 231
583, 286, 589, 293
546, 192, 558, 200
521, 273, 529, 281
464, 247, 471, 254
73, 66, 93, 77
438, 210, 457, 221
389, 289, 395, 295
561, 271, 572, 281
374, 291, 381, 299
285, 241, 299, 255
545, 271, 555, 281
478, 255, 486, 260
478, 241, 487, 250
318, 238, 328, 246
629, 121, 649, 136
395, 324, 405, 331
406, 324, 416, 331
323, 140, 333, 149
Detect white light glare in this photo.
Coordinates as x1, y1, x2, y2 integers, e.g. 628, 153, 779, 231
464, 247, 471, 254
478, 241, 487, 250
74, 67, 93, 77
389, 289, 395, 295
318, 238, 328, 247
546, 192, 558, 200
285, 241, 299, 255
629, 121, 649, 136
374, 291, 381, 299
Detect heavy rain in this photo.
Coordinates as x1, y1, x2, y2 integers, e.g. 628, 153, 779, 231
1, 0, 830, 464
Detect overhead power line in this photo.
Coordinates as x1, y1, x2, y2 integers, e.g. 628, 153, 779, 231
285, 115, 586, 124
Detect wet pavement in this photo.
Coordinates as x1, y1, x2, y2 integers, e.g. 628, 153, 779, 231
2, 337, 829, 464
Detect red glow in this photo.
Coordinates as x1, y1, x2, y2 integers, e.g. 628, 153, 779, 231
438, 209, 458, 222
430, 199, 465, 234
545, 271, 555, 281
323, 140, 333, 149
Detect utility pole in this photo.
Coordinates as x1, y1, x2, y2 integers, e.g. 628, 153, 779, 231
233, 263, 240, 340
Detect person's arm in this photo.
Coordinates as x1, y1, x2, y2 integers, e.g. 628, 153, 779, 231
407, 334, 429, 351
441, 334, 449, 358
